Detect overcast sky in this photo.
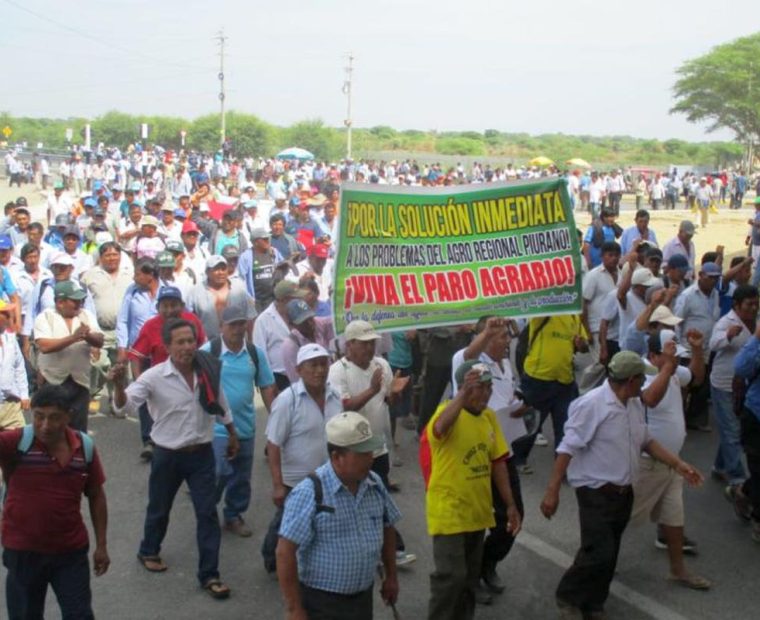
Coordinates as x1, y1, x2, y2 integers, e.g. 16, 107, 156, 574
2, 0, 759, 141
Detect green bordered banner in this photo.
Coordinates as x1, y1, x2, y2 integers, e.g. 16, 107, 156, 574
331, 179, 582, 335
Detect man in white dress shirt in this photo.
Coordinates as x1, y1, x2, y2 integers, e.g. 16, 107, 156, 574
112, 317, 239, 600
540, 351, 703, 619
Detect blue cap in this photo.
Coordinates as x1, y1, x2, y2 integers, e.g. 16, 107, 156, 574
666, 254, 689, 271
289, 196, 300, 206
84, 197, 98, 208
0, 235, 12, 250
700, 262, 722, 277
174, 208, 186, 219
243, 200, 258, 209
157, 286, 183, 302
92, 180, 104, 190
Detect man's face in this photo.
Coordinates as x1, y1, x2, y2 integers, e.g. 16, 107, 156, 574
308, 256, 327, 275
221, 217, 235, 233
167, 325, 197, 367
462, 380, 493, 414
270, 220, 284, 236
636, 216, 649, 232
345, 338, 376, 368
162, 212, 174, 225
134, 267, 154, 289
179, 197, 190, 210
0, 248, 10, 264
158, 298, 184, 320
324, 204, 336, 220
23, 249, 40, 272
226, 258, 239, 275
736, 296, 760, 322
646, 256, 662, 276
296, 317, 316, 341
51, 263, 73, 281
56, 297, 82, 319
222, 319, 247, 345
207, 264, 228, 287
678, 230, 693, 244
100, 247, 120, 273
33, 405, 70, 446
602, 215, 615, 227
626, 373, 646, 398
601, 251, 620, 271
63, 235, 78, 253
15, 212, 29, 230
125, 191, 135, 203
332, 449, 374, 486
182, 231, 198, 250
129, 207, 142, 224
698, 273, 719, 294
253, 237, 270, 253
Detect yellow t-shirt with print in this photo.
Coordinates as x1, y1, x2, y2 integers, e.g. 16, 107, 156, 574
422, 402, 509, 536
523, 315, 587, 384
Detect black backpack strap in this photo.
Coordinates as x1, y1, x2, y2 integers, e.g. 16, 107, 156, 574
246, 343, 259, 371
530, 317, 551, 349
308, 472, 334, 514
209, 336, 222, 358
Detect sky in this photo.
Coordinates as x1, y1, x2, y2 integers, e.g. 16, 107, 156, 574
2, 0, 760, 142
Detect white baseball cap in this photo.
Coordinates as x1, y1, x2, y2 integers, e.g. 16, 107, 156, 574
296, 343, 329, 366
649, 305, 683, 327
648, 329, 687, 357
326, 411, 384, 453
50, 252, 75, 267
631, 268, 660, 287
344, 320, 380, 341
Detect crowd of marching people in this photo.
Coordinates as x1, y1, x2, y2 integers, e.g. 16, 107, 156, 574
1, 143, 760, 620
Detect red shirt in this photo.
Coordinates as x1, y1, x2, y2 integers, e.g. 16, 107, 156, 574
128, 310, 207, 366
0, 426, 106, 554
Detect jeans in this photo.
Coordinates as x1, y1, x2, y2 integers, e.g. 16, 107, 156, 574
711, 385, 746, 485
213, 435, 254, 523
684, 359, 711, 428
300, 583, 373, 620
4, 547, 93, 620
556, 486, 633, 612
740, 409, 760, 521
139, 443, 221, 585
520, 375, 578, 454
428, 531, 484, 620
482, 458, 524, 569
139, 403, 153, 445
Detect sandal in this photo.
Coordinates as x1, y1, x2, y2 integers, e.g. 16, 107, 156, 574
667, 573, 711, 590
137, 554, 168, 573
203, 578, 231, 600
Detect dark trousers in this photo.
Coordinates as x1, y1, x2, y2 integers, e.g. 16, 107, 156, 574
273, 372, 291, 392
482, 458, 524, 569
371, 453, 405, 551
139, 444, 221, 585
300, 583, 373, 620
3, 547, 93, 620
520, 375, 578, 453
740, 409, 760, 521
556, 486, 633, 612
261, 486, 292, 573
417, 365, 452, 434
428, 531, 484, 620
139, 403, 153, 445
684, 358, 711, 428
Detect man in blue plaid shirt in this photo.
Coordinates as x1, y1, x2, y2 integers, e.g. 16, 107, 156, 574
276, 411, 401, 620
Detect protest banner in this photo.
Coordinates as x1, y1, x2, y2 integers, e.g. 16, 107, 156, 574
331, 179, 582, 335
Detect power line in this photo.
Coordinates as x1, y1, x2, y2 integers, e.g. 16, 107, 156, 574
216, 30, 227, 147
2, 0, 215, 72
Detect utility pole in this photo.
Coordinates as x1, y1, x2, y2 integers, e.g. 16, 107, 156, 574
216, 30, 227, 148
748, 62, 754, 174
343, 53, 354, 160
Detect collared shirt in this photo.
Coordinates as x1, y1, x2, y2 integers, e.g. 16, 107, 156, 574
66, 249, 93, 280
641, 363, 690, 454
185, 279, 255, 340
201, 338, 274, 440
281, 320, 335, 384
116, 282, 161, 348
21, 277, 97, 337
582, 265, 619, 333
617, 290, 647, 349
113, 358, 233, 449
735, 336, 760, 422
265, 379, 342, 487
662, 236, 696, 278
129, 311, 207, 367
328, 357, 393, 457
619, 226, 659, 255
451, 349, 526, 443
279, 461, 401, 595
287, 259, 334, 316
558, 381, 650, 488
34, 308, 102, 389
674, 283, 720, 357
9, 267, 49, 328
252, 302, 291, 373
710, 310, 753, 391
81, 266, 133, 330
0, 426, 106, 554
0, 331, 28, 402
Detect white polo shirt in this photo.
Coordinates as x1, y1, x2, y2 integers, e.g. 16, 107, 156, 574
582, 265, 619, 333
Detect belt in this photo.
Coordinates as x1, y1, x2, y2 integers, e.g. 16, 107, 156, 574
598, 482, 633, 496
159, 442, 211, 453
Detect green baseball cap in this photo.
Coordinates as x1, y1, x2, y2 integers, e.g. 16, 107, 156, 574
607, 351, 646, 380
54, 280, 87, 301
454, 360, 493, 385
156, 252, 175, 268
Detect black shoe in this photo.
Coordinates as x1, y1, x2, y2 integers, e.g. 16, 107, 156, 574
140, 443, 154, 461
482, 564, 505, 594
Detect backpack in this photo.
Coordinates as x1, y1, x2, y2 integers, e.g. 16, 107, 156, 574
515, 317, 551, 378
17, 424, 94, 464
307, 472, 335, 514
208, 336, 259, 371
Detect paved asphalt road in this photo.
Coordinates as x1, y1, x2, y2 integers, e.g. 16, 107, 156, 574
3, 396, 757, 620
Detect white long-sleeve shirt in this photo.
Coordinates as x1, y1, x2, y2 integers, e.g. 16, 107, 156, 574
0, 331, 28, 402
113, 358, 232, 449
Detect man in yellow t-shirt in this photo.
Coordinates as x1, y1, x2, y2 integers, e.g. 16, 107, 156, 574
420, 360, 522, 620
520, 315, 588, 457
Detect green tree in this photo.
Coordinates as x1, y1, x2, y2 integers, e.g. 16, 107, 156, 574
672, 32, 760, 159
283, 119, 342, 160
